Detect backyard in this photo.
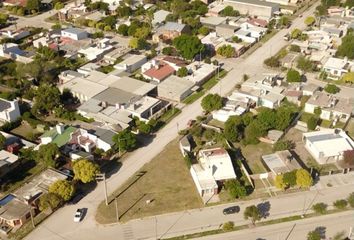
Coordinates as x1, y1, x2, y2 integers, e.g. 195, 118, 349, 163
95, 139, 203, 223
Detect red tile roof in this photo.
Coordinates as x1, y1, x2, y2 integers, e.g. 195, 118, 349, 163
143, 63, 175, 81
4, 0, 27, 7
247, 18, 268, 28
162, 56, 187, 67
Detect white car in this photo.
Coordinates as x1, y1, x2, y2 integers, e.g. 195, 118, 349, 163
74, 208, 83, 222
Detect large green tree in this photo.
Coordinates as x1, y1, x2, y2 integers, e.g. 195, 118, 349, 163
36, 143, 60, 168
336, 31, 354, 60
244, 205, 261, 224
0, 133, 6, 150
26, 0, 40, 12
296, 169, 313, 188
39, 193, 63, 211
287, 69, 301, 82
217, 45, 236, 58
224, 179, 247, 198
283, 170, 297, 187
32, 84, 61, 116
72, 159, 100, 183
49, 180, 75, 201
112, 129, 137, 153
297, 56, 314, 73
201, 94, 223, 112
224, 116, 243, 142
173, 35, 204, 60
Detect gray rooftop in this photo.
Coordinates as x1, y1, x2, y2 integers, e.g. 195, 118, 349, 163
93, 128, 115, 146
0, 99, 11, 112
92, 87, 137, 105
226, 0, 280, 8
306, 133, 342, 143
159, 22, 187, 32
62, 27, 87, 35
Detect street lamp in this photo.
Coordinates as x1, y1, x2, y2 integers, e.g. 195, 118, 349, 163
96, 173, 108, 206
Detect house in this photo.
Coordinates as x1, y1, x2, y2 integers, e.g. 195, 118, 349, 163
0, 43, 33, 63
153, 22, 190, 43
304, 92, 353, 123
69, 127, 115, 152
201, 32, 246, 57
157, 75, 195, 102
247, 18, 268, 28
0, 29, 30, 41
61, 28, 88, 41
224, 0, 280, 19
179, 135, 192, 157
142, 59, 176, 83
234, 29, 257, 44
0, 98, 21, 123
239, 22, 267, 40
2, 0, 27, 7
78, 38, 113, 61
216, 24, 239, 39
261, 150, 301, 178
207, 4, 227, 17
0, 196, 34, 230
185, 62, 218, 85
323, 57, 353, 80
190, 148, 237, 200
212, 99, 249, 122
69, 150, 94, 161
200, 16, 227, 30
40, 124, 77, 148
103, 46, 130, 64
0, 150, 20, 178
152, 10, 171, 25
302, 83, 320, 96
303, 129, 354, 164
114, 54, 147, 73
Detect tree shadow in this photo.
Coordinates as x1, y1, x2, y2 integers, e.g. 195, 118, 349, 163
315, 226, 326, 239
257, 201, 271, 219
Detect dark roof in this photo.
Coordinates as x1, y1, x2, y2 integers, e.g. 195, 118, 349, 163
93, 128, 115, 146
0, 99, 11, 112
93, 88, 137, 105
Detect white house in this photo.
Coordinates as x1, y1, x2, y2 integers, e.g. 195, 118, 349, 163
323, 57, 354, 80
0, 98, 21, 123
303, 129, 354, 164
114, 54, 147, 73
190, 148, 237, 199
61, 28, 88, 41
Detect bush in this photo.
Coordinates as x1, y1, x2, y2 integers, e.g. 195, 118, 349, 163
348, 192, 354, 208
224, 179, 247, 198
307, 116, 318, 130
264, 56, 280, 68
324, 84, 340, 94
333, 199, 347, 209
312, 202, 327, 214
222, 221, 234, 231
287, 69, 301, 82
273, 140, 295, 151
289, 44, 301, 52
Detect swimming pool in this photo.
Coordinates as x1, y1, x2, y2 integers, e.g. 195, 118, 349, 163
0, 194, 15, 206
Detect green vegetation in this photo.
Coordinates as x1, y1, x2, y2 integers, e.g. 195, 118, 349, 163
243, 205, 261, 224
324, 84, 340, 94
217, 45, 236, 58
273, 140, 295, 151
35, 143, 60, 168
201, 93, 223, 112
304, 16, 316, 26
220, 6, 239, 17
112, 129, 137, 153
336, 30, 354, 60
333, 199, 348, 210
177, 66, 188, 77
49, 179, 75, 201
224, 179, 247, 199
173, 35, 204, 60
287, 69, 301, 82
72, 159, 100, 183
222, 221, 235, 231
312, 202, 328, 214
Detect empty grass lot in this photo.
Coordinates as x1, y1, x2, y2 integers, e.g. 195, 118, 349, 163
237, 142, 273, 174
96, 140, 203, 224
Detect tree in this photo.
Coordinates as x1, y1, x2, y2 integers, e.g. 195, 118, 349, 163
217, 45, 236, 58
296, 56, 314, 73
257, 107, 276, 130
173, 35, 204, 60
36, 143, 60, 168
307, 230, 321, 240
177, 67, 188, 77
333, 199, 347, 209
201, 94, 223, 112
72, 159, 100, 183
32, 84, 61, 116
220, 6, 239, 17
54, 2, 64, 10
344, 0, 354, 7
314, 107, 322, 116
134, 27, 151, 39
279, 16, 290, 27
244, 120, 267, 144
162, 46, 174, 56
307, 116, 318, 131
348, 192, 354, 208
0, 13, 8, 26
289, 44, 301, 52
304, 16, 316, 26
138, 122, 152, 134
224, 116, 243, 142
244, 205, 261, 224
26, 0, 40, 12
116, 5, 132, 17
117, 24, 129, 36
287, 69, 301, 82
39, 193, 62, 211
336, 31, 354, 60
0, 133, 6, 150
324, 84, 340, 94
275, 106, 295, 130
129, 38, 147, 50
283, 170, 297, 187
275, 175, 286, 189
198, 26, 210, 36
273, 140, 294, 151
264, 56, 280, 68
224, 179, 247, 198
296, 169, 313, 188
49, 180, 75, 202
312, 202, 327, 214
222, 221, 234, 231
112, 129, 137, 153
291, 29, 302, 39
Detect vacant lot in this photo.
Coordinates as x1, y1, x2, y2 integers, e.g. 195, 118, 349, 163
11, 123, 41, 141
96, 140, 203, 223
237, 142, 272, 174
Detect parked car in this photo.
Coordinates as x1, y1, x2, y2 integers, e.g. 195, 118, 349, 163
223, 206, 240, 215
74, 208, 84, 222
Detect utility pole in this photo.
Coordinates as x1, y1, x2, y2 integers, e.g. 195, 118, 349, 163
96, 174, 108, 206
29, 206, 35, 228
115, 198, 119, 222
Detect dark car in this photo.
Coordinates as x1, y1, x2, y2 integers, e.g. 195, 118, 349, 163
223, 206, 240, 215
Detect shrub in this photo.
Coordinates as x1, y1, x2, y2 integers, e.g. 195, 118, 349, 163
289, 44, 301, 52
273, 140, 295, 151
307, 116, 318, 130
287, 69, 301, 82
333, 199, 347, 209
324, 84, 340, 94
222, 221, 234, 231
264, 56, 280, 68
312, 202, 327, 214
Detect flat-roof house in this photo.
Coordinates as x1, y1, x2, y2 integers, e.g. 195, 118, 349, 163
0, 29, 30, 41
0, 196, 34, 229
262, 150, 301, 178
216, 24, 239, 39
303, 129, 354, 164
185, 62, 218, 85
157, 75, 195, 102
153, 22, 190, 43
78, 38, 113, 61
152, 10, 171, 25
323, 57, 353, 80
114, 54, 147, 73
61, 28, 88, 41
304, 92, 353, 123
0, 98, 21, 123
190, 148, 237, 200
200, 16, 227, 29
212, 99, 249, 122
0, 150, 20, 178
224, 0, 280, 19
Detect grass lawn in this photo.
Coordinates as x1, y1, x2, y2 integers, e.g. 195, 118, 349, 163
95, 140, 203, 223
300, 112, 315, 123
305, 157, 338, 174
11, 123, 41, 141
237, 142, 273, 174
346, 119, 354, 138
319, 119, 332, 128
207, 119, 225, 129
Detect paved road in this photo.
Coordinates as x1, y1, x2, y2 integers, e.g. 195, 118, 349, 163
195, 210, 354, 240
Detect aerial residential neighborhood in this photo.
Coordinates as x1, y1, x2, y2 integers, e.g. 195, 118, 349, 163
0, 0, 352, 239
